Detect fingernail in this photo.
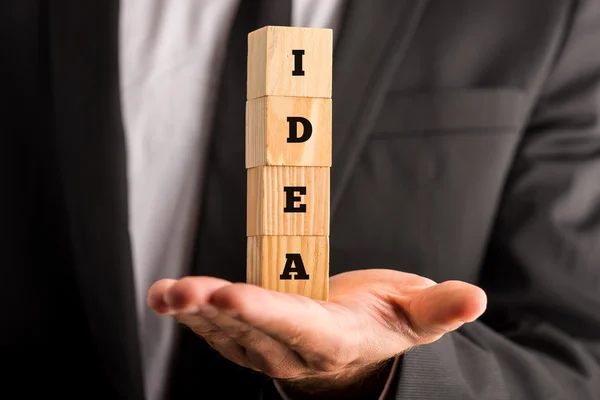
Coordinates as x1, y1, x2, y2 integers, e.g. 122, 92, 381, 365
153, 303, 174, 315
154, 294, 175, 315
163, 290, 187, 311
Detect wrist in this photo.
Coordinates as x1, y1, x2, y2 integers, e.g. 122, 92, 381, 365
276, 357, 396, 400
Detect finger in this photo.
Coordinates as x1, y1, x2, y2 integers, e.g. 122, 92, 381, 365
151, 278, 256, 369
406, 280, 487, 340
170, 305, 255, 370
147, 279, 177, 314
207, 283, 355, 362
194, 304, 303, 378
149, 276, 232, 315
155, 278, 305, 376
148, 277, 243, 358
209, 283, 331, 343
158, 276, 233, 337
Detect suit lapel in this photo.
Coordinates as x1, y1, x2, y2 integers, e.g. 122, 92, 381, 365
48, 1, 144, 398
331, 0, 428, 213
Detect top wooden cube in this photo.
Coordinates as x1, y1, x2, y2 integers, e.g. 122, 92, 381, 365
247, 26, 333, 100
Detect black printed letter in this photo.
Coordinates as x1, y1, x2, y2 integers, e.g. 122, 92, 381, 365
283, 186, 306, 213
292, 50, 305, 76
279, 254, 310, 280
287, 117, 313, 143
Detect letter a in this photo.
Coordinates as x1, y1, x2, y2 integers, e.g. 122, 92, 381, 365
279, 253, 310, 280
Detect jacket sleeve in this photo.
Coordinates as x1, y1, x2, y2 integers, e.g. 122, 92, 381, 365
392, 1, 600, 399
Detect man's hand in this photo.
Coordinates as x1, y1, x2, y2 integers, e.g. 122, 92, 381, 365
148, 269, 486, 396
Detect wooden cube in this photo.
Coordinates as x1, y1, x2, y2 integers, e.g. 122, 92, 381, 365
246, 96, 332, 168
247, 26, 333, 100
247, 235, 329, 301
247, 166, 329, 236
246, 25, 331, 300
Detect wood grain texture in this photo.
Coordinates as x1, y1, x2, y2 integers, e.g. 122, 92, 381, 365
246, 26, 332, 300
247, 26, 333, 100
247, 166, 330, 236
246, 96, 332, 168
247, 235, 329, 300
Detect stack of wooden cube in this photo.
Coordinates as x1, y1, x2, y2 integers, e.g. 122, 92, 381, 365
245, 26, 333, 301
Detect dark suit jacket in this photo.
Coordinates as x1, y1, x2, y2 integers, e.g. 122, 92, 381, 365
2, 1, 600, 399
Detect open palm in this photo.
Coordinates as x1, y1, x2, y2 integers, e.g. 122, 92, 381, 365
148, 269, 486, 386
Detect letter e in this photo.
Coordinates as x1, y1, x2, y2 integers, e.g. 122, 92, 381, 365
283, 186, 306, 213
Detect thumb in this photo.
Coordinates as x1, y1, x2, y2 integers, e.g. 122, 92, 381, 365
407, 280, 487, 342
